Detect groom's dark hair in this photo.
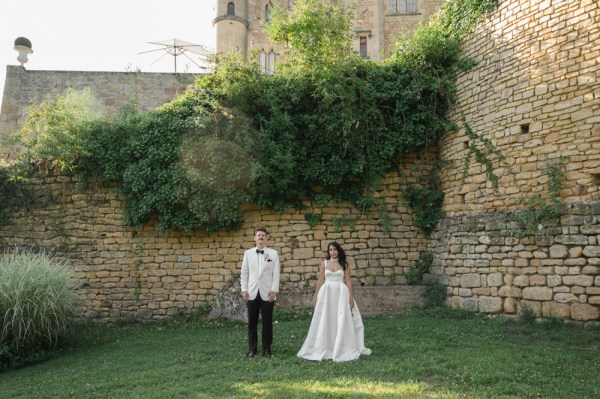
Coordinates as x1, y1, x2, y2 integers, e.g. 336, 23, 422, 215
255, 227, 268, 235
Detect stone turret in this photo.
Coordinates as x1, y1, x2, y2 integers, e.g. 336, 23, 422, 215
213, 0, 249, 58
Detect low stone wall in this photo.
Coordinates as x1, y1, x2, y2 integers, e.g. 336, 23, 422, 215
431, 202, 600, 323
209, 280, 426, 321
0, 165, 429, 323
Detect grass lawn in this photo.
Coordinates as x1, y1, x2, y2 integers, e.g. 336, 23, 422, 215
1, 309, 599, 399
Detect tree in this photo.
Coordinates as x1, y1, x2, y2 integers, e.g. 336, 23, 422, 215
265, 0, 356, 74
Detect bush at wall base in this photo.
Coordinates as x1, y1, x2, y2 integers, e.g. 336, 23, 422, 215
0, 250, 80, 371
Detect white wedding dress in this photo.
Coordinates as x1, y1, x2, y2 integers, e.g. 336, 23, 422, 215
297, 266, 372, 362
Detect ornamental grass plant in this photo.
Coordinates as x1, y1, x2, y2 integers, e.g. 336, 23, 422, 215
0, 249, 80, 370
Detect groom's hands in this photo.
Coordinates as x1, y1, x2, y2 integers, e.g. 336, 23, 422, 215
268, 291, 277, 302
243, 291, 249, 301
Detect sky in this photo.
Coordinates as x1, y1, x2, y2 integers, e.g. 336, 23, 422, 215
0, 0, 217, 95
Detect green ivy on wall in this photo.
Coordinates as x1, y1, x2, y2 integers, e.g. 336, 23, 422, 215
2, 0, 498, 233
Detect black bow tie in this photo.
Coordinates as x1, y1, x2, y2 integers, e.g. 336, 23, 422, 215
256, 249, 264, 254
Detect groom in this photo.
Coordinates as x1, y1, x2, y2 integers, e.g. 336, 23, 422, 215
241, 227, 281, 358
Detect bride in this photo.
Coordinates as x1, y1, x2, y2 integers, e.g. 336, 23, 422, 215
297, 242, 371, 362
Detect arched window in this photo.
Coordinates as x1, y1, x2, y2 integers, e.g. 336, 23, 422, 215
265, 3, 272, 22
227, 2, 235, 16
268, 50, 276, 74
260, 51, 267, 73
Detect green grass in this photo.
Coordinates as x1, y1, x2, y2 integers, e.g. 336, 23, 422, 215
1, 309, 599, 399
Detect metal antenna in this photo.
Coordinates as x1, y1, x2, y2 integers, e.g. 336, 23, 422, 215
139, 38, 210, 72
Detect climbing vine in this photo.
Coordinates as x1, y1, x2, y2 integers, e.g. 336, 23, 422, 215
462, 119, 506, 188
510, 156, 567, 238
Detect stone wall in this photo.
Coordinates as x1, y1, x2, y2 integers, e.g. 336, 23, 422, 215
441, 0, 600, 213
431, 203, 600, 322
0, 66, 196, 138
0, 157, 429, 323
430, 0, 600, 323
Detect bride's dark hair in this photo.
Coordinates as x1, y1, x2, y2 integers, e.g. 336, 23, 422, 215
325, 242, 348, 270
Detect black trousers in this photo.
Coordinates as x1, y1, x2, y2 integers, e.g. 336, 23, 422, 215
247, 291, 274, 352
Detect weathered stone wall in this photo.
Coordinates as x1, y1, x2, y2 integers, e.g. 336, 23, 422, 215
441, 0, 600, 213
0, 66, 196, 138
431, 203, 600, 322
431, 0, 600, 323
0, 157, 429, 323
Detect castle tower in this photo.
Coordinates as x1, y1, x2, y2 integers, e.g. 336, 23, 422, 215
213, 0, 249, 58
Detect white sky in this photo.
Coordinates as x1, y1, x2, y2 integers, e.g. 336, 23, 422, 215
0, 0, 217, 95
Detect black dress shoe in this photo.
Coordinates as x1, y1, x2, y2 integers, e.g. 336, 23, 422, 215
247, 350, 256, 358
262, 349, 272, 358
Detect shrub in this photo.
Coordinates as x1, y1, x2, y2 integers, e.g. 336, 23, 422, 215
0, 250, 80, 370
16, 87, 104, 173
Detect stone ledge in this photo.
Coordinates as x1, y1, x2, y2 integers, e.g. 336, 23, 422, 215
209, 280, 426, 321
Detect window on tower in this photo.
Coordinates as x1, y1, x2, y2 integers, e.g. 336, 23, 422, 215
388, 0, 418, 14
359, 36, 368, 58
268, 50, 276, 74
260, 51, 267, 73
265, 3, 272, 22
227, 2, 235, 16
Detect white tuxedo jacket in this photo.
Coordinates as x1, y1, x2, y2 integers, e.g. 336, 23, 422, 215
240, 246, 281, 301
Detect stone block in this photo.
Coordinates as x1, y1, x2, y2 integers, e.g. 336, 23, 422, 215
460, 273, 481, 288
579, 224, 600, 235
529, 275, 546, 285
547, 275, 562, 287
570, 303, 600, 321
589, 296, 600, 305
487, 272, 503, 287
560, 215, 585, 225
542, 302, 570, 319
292, 248, 313, 260
569, 247, 583, 258
478, 296, 502, 313
504, 297, 517, 313
554, 293, 578, 303
479, 236, 491, 244
473, 288, 491, 296
583, 246, 600, 257
555, 235, 589, 245
549, 244, 568, 258
464, 298, 478, 312
498, 285, 521, 298
563, 275, 594, 286
513, 275, 530, 287
367, 239, 379, 247
522, 287, 553, 301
